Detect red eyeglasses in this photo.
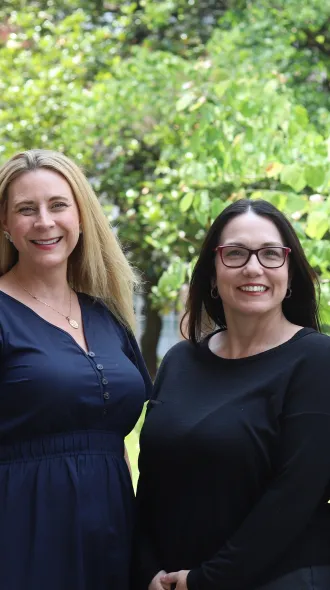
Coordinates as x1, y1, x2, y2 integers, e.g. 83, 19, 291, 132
214, 246, 291, 269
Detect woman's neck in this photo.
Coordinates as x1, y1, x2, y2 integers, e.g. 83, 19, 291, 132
10, 262, 70, 301
212, 309, 300, 359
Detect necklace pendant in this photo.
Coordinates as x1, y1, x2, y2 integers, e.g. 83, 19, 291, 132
68, 318, 79, 329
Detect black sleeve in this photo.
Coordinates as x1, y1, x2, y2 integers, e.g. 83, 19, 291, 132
131, 354, 171, 589
187, 342, 330, 590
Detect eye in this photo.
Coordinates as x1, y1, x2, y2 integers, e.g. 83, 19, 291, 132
264, 248, 282, 258
18, 206, 35, 214
224, 248, 246, 257
52, 202, 68, 209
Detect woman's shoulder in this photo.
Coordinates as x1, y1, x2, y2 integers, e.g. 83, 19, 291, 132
0, 291, 23, 350
283, 330, 330, 413
78, 292, 122, 322
158, 339, 202, 371
289, 328, 330, 374
295, 328, 330, 354
0, 290, 29, 324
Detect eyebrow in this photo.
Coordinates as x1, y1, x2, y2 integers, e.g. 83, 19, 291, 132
12, 195, 71, 206
222, 241, 284, 247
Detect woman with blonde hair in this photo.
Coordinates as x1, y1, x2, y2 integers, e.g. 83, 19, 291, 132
0, 149, 151, 590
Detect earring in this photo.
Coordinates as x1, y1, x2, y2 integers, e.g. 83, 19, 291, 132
3, 231, 13, 243
210, 285, 219, 299
285, 287, 292, 299
79, 225, 83, 235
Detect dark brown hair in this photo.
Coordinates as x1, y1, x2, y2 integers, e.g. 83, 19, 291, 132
181, 199, 321, 343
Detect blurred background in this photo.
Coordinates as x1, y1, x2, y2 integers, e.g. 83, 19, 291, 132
2, 0, 330, 485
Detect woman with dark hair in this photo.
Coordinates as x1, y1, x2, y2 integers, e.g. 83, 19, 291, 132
133, 199, 330, 590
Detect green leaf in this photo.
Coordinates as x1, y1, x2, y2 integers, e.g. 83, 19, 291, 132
280, 164, 306, 193
284, 194, 307, 215
199, 189, 209, 209
250, 191, 287, 210
144, 235, 161, 248
189, 96, 206, 112
305, 165, 326, 190
179, 192, 194, 212
214, 80, 231, 98
195, 208, 209, 226
176, 92, 196, 112
305, 211, 329, 240
293, 105, 309, 128
211, 198, 225, 219
265, 162, 283, 178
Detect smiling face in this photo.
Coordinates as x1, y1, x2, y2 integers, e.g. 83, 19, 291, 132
214, 211, 290, 320
3, 168, 80, 272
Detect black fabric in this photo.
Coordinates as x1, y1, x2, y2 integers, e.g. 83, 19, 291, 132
256, 566, 330, 590
132, 328, 330, 590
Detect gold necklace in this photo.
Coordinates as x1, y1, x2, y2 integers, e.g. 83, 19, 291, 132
12, 271, 79, 329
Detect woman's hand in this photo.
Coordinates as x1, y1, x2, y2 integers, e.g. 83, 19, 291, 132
148, 569, 171, 590
160, 570, 190, 589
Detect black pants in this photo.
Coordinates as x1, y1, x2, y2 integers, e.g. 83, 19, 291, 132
256, 566, 330, 589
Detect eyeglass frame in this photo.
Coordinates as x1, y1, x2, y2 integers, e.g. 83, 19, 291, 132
213, 245, 291, 269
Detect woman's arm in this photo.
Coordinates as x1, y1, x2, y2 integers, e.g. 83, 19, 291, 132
186, 411, 330, 589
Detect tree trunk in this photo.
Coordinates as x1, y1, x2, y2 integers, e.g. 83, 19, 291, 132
140, 294, 162, 380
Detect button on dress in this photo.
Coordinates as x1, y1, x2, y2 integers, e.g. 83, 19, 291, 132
0, 291, 151, 590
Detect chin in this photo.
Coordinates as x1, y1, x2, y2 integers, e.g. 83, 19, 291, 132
238, 303, 273, 316
29, 255, 68, 270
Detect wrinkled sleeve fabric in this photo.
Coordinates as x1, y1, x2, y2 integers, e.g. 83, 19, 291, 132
187, 340, 330, 590
108, 307, 152, 401
124, 328, 153, 401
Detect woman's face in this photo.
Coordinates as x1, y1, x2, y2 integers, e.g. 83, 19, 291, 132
214, 212, 290, 320
4, 168, 80, 272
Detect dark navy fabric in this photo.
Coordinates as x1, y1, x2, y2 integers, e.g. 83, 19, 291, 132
0, 290, 151, 590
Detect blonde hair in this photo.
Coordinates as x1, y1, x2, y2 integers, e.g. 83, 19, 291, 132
0, 149, 139, 332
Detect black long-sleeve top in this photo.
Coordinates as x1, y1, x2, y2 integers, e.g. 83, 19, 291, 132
133, 328, 330, 589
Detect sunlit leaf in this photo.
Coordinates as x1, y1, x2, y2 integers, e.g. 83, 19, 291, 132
305, 211, 329, 240
179, 192, 194, 212
280, 164, 306, 193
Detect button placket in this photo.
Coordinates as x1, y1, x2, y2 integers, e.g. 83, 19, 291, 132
92, 355, 111, 411
85, 351, 109, 416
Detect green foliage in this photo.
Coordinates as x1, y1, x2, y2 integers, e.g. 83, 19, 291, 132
3, 0, 330, 475
1, 0, 330, 331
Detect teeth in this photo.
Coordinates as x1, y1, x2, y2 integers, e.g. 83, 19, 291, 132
240, 286, 267, 292
33, 238, 60, 245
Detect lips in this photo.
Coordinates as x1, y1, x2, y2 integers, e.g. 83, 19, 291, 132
30, 237, 62, 245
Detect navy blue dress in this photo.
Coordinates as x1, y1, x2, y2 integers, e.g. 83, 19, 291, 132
0, 291, 151, 590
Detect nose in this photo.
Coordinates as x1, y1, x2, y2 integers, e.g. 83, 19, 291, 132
242, 253, 264, 276
33, 206, 55, 230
